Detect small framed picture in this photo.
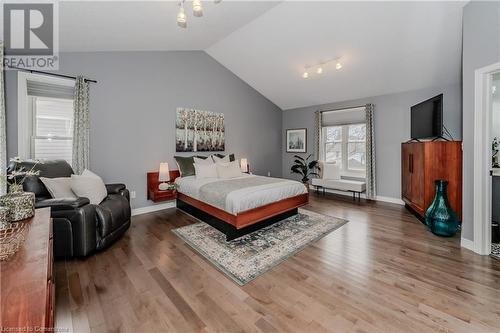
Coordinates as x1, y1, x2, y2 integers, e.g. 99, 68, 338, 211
286, 128, 307, 153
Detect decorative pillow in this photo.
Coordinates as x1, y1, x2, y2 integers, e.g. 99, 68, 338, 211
322, 163, 341, 180
212, 155, 230, 164
216, 160, 243, 179
40, 177, 76, 199
70, 171, 108, 205
194, 156, 214, 165
194, 163, 218, 179
214, 153, 235, 162
174, 156, 196, 177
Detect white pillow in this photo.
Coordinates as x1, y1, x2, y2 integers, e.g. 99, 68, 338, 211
71, 171, 108, 204
194, 156, 213, 165
216, 161, 243, 179
212, 155, 230, 164
194, 163, 218, 179
40, 177, 76, 199
322, 163, 341, 180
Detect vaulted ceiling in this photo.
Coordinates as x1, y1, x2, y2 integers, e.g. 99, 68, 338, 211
50, 1, 466, 110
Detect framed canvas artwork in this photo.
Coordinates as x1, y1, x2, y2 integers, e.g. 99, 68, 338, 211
286, 128, 307, 153
176, 107, 225, 152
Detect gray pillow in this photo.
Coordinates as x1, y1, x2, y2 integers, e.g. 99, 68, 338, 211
214, 153, 235, 162
174, 156, 196, 177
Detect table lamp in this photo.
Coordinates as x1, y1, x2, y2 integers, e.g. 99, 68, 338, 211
158, 162, 170, 190
240, 158, 249, 173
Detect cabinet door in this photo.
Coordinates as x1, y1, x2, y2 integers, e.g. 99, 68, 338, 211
411, 143, 425, 210
401, 144, 412, 201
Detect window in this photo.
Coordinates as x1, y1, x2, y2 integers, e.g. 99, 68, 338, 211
17, 72, 75, 164
31, 97, 74, 164
322, 123, 366, 175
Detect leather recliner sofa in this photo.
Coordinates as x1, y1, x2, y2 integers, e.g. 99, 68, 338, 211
8, 160, 131, 258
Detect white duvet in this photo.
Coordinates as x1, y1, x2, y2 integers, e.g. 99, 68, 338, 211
175, 174, 307, 215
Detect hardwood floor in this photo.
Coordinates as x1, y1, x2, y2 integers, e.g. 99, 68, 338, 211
55, 193, 500, 333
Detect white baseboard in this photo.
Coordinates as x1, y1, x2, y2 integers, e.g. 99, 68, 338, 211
460, 237, 475, 252
131, 201, 176, 216
314, 188, 404, 205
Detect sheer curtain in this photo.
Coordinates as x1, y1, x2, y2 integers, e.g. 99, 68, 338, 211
365, 104, 376, 199
72, 76, 90, 174
0, 42, 6, 195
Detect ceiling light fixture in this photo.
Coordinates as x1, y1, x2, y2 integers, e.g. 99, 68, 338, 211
177, 1, 187, 28
301, 57, 343, 78
193, 0, 203, 17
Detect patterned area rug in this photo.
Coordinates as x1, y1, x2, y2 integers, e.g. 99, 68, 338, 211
492, 243, 500, 260
173, 208, 348, 285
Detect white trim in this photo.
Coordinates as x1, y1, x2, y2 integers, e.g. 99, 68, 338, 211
472, 61, 500, 255
17, 71, 74, 159
131, 201, 176, 216
314, 187, 404, 205
461, 237, 475, 252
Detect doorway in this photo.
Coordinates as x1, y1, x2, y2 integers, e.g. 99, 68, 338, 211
473, 61, 500, 256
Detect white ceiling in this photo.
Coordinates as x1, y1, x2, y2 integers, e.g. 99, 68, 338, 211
52, 1, 464, 110
207, 1, 465, 109
58, 1, 280, 51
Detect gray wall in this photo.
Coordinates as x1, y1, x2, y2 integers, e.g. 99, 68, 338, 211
4, 51, 283, 209
462, 1, 500, 241
282, 83, 462, 200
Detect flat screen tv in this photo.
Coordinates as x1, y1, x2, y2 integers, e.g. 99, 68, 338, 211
410, 94, 443, 139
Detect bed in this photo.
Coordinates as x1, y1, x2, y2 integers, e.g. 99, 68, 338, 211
174, 172, 309, 240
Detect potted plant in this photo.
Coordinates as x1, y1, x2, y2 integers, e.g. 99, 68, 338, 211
290, 154, 320, 189
0, 157, 41, 223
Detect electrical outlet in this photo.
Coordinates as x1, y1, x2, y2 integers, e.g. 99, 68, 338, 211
130, 190, 136, 199
267, 171, 271, 177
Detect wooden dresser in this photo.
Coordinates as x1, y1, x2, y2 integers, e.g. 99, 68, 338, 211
401, 141, 462, 222
1, 208, 55, 330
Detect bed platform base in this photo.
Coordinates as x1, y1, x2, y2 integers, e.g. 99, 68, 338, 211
177, 198, 299, 241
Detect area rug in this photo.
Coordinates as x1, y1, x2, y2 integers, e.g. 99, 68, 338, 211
492, 243, 500, 261
172, 208, 348, 285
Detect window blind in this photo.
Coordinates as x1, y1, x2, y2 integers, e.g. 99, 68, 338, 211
321, 106, 366, 126
27, 80, 75, 100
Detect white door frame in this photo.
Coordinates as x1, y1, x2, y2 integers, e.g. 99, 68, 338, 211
473, 61, 500, 255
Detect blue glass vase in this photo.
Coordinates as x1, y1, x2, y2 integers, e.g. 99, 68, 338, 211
425, 180, 459, 237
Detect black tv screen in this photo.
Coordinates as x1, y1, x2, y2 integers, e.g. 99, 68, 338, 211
411, 94, 443, 139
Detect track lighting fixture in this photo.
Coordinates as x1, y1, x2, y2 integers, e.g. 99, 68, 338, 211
193, 0, 203, 17
177, 1, 187, 28
301, 57, 343, 78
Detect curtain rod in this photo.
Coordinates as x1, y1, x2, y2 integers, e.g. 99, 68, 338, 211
6, 65, 97, 83
318, 104, 367, 113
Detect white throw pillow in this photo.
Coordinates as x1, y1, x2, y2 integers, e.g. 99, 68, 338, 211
71, 171, 108, 205
212, 155, 230, 164
40, 177, 76, 199
193, 156, 213, 165
322, 163, 341, 180
216, 161, 243, 179
194, 163, 218, 179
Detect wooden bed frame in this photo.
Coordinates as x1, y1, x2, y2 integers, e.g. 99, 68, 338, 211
170, 170, 309, 241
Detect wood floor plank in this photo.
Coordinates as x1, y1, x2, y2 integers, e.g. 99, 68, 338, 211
55, 193, 500, 333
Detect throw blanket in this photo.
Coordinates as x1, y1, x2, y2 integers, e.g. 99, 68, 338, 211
199, 176, 289, 211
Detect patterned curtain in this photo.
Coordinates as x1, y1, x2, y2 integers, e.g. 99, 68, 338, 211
0, 42, 6, 195
315, 110, 322, 160
365, 104, 376, 199
72, 76, 90, 174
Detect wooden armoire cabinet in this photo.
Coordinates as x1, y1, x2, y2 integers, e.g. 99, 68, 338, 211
401, 141, 462, 221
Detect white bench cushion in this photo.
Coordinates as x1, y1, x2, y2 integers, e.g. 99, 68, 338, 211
311, 178, 366, 192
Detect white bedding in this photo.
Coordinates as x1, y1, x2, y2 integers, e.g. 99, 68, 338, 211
175, 174, 307, 214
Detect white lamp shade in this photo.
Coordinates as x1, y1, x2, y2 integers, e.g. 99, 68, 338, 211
240, 158, 248, 172
158, 162, 170, 182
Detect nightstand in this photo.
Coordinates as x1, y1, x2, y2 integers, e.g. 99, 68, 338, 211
147, 171, 179, 203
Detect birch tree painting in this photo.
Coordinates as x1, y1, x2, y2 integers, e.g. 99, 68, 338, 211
176, 108, 225, 152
